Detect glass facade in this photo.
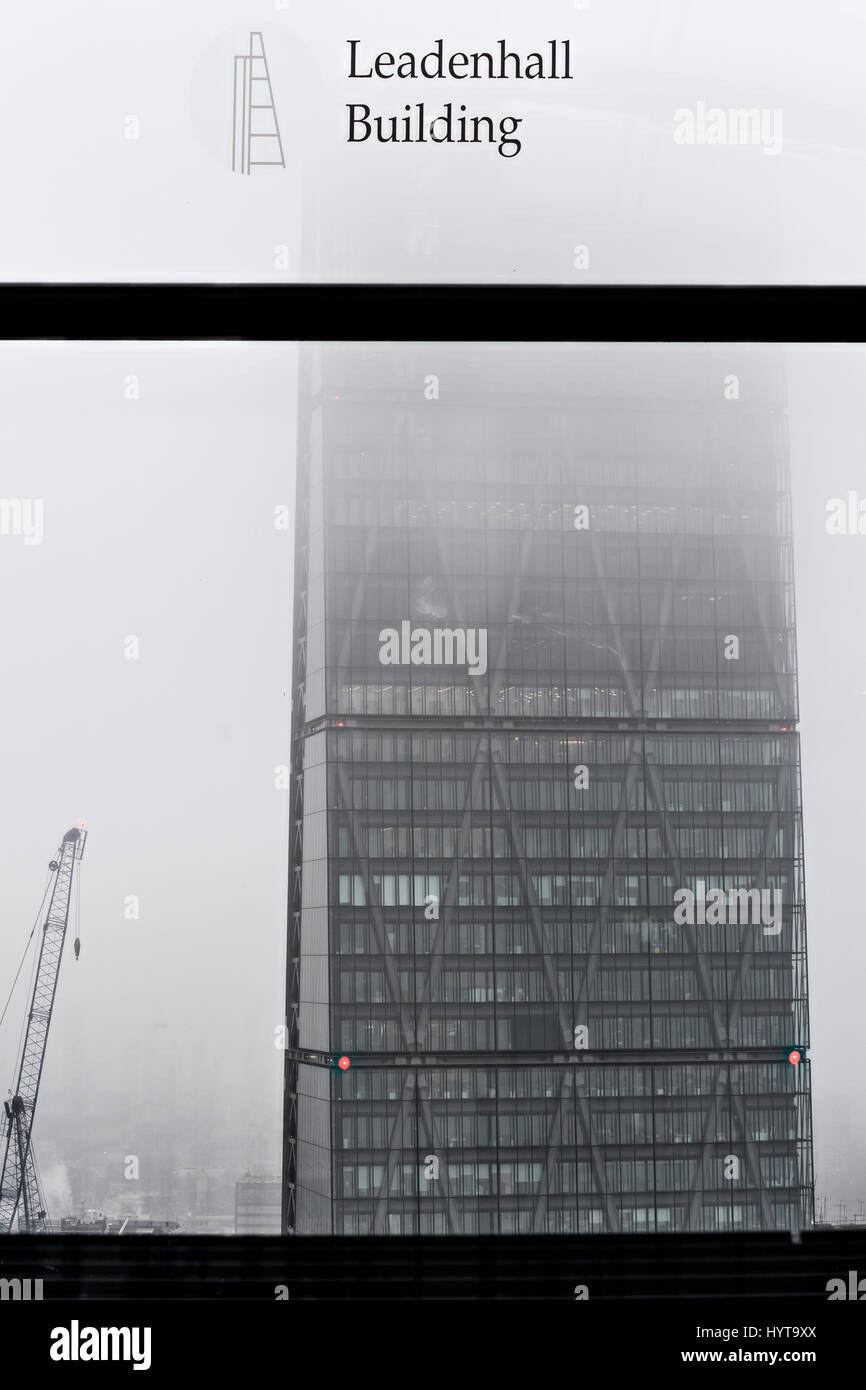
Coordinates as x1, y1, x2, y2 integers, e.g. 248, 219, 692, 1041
284, 343, 813, 1235
235, 1177, 282, 1235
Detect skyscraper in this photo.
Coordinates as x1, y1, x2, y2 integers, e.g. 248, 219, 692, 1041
284, 343, 813, 1236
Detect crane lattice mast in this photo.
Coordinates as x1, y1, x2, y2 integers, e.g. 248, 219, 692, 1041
0, 825, 87, 1233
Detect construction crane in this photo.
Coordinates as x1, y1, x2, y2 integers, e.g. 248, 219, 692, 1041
0, 824, 87, 1233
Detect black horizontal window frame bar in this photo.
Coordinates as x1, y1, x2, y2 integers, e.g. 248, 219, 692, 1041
0, 284, 861, 341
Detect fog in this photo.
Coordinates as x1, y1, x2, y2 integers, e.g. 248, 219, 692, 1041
0, 341, 863, 1228
0, 343, 296, 1229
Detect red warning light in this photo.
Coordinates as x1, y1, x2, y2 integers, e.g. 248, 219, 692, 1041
337, 1056, 351, 1071
788, 1049, 801, 1066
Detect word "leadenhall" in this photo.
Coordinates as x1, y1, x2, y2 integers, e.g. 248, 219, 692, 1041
347, 39, 574, 81
378, 622, 488, 676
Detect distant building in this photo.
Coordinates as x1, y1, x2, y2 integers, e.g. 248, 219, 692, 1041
235, 1175, 281, 1234
58, 1211, 184, 1235
172, 1165, 231, 1233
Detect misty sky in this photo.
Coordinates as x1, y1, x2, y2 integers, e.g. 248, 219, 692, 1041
0, 344, 297, 1214
0, 341, 863, 1220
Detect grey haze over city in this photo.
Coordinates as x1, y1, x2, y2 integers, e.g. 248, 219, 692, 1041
0, 342, 863, 1228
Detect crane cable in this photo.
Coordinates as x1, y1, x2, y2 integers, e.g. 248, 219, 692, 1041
73, 861, 81, 961
0, 864, 54, 1037
30, 1142, 48, 1224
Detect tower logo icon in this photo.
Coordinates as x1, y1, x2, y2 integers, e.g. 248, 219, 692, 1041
231, 32, 285, 173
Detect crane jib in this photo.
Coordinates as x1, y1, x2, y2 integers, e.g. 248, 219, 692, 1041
0, 825, 87, 1234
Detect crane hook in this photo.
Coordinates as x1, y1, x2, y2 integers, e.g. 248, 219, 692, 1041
73, 938, 80, 961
